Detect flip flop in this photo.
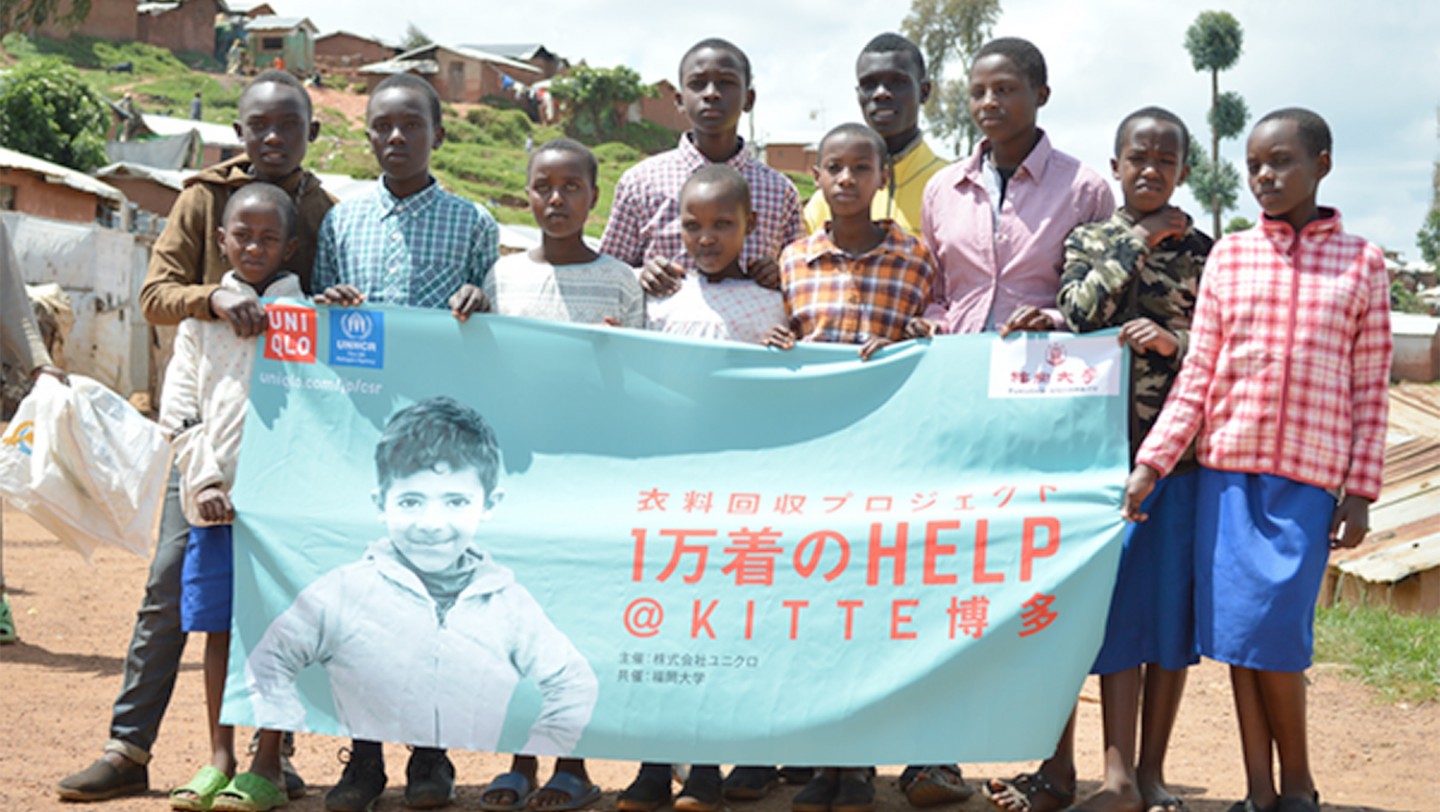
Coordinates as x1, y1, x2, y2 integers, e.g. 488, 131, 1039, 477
481, 771, 535, 812
530, 771, 602, 812
982, 772, 1074, 812
211, 772, 288, 812
171, 765, 230, 811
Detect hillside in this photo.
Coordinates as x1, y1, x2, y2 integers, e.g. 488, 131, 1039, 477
0, 35, 816, 236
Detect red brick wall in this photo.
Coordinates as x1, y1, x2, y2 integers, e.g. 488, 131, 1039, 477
315, 34, 393, 67
102, 177, 178, 217
765, 144, 815, 175
35, 0, 136, 42
0, 169, 101, 223
137, 0, 218, 56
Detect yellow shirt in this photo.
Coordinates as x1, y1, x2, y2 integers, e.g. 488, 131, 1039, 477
802, 135, 948, 238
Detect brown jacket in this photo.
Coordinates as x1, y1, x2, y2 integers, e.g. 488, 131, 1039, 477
139, 156, 336, 325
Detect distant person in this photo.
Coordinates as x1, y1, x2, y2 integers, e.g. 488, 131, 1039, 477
190, 91, 203, 121
57, 69, 332, 804
118, 92, 141, 141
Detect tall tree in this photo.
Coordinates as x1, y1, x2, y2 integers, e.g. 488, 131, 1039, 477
1184, 10, 1247, 237
1418, 108, 1440, 267
902, 0, 1001, 156
0, 57, 108, 170
399, 22, 431, 52
0, 0, 88, 35
549, 64, 652, 144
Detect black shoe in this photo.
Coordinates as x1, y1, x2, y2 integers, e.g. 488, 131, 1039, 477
326, 747, 388, 812
404, 748, 456, 809
723, 766, 780, 801
791, 771, 838, 812
778, 766, 816, 785
56, 757, 149, 801
675, 767, 722, 812
617, 764, 674, 812
832, 771, 875, 812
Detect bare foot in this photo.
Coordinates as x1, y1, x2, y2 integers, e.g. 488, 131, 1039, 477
1069, 784, 1144, 812
1137, 774, 1186, 811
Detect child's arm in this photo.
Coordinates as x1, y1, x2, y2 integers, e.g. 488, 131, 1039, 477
508, 590, 598, 756
744, 182, 803, 290
244, 583, 333, 730
1057, 222, 1147, 333
449, 213, 501, 320
140, 187, 224, 326
309, 209, 341, 298
764, 323, 796, 350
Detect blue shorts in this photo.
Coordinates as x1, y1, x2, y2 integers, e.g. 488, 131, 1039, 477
180, 524, 233, 633
1091, 469, 1200, 675
1195, 468, 1335, 672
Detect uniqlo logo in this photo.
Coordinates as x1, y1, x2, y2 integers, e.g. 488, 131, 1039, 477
263, 304, 317, 363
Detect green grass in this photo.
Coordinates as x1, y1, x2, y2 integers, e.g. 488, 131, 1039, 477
1314, 604, 1440, 704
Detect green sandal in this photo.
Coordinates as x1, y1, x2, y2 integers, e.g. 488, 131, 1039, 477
171, 765, 231, 811
211, 772, 288, 812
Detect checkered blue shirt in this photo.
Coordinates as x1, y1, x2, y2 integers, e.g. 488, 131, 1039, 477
312, 179, 499, 309
599, 134, 802, 273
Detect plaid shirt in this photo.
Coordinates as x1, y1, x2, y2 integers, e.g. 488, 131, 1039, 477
1137, 210, 1392, 500
312, 180, 499, 309
599, 134, 802, 273
779, 221, 934, 344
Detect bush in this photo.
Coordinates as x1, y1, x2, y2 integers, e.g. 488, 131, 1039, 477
463, 106, 532, 147
0, 57, 109, 170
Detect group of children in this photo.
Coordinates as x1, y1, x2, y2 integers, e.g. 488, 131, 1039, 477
50, 25, 1389, 812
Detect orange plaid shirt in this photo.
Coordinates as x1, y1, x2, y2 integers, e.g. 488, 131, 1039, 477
778, 221, 934, 344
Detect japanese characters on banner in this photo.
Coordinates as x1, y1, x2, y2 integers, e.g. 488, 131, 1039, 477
224, 303, 1130, 765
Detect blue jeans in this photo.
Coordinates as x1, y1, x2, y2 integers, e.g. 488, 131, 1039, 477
104, 468, 188, 764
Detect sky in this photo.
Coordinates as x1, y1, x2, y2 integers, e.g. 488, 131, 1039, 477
284, 0, 1440, 261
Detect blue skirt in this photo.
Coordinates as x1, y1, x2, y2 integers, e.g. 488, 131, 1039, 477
1091, 468, 1199, 675
1195, 468, 1335, 672
181, 524, 233, 633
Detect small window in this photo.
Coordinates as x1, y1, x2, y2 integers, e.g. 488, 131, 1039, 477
262, 37, 283, 50
0, 184, 15, 211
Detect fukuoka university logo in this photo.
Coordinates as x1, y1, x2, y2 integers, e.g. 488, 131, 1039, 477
2, 421, 35, 455
338, 311, 374, 342
1045, 342, 1067, 367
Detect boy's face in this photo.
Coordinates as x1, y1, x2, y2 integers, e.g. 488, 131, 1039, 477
814, 133, 887, 219
217, 198, 296, 287
367, 87, 443, 186
677, 47, 754, 138
234, 82, 317, 181
855, 51, 929, 143
967, 54, 1047, 147
1246, 119, 1330, 224
1112, 117, 1189, 216
375, 461, 497, 576
679, 181, 755, 280
527, 149, 598, 240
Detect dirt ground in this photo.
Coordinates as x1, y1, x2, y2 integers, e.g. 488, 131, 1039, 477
2, 502, 1437, 812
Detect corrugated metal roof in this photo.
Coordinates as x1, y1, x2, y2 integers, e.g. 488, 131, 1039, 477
246, 15, 317, 33
0, 146, 125, 203
139, 114, 243, 148
1329, 384, 1440, 586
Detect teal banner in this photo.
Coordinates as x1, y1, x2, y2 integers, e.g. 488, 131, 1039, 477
224, 303, 1129, 765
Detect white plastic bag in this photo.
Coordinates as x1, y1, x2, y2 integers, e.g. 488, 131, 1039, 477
0, 374, 168, 561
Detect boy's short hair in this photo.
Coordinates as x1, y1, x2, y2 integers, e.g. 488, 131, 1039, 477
223, 182, 298, 237
529, 137, 598, 186
680, 165, 752, 213
859, 32, 926, 80
819, 122, 888, 163
375, 397, 501, 497
679, 38, 751, 87
975, 37, 1047, 89
371, 73, 442, 127
1114, 106, 1190, 162
241, 69, 312, 118
1255, 107, 1332, 157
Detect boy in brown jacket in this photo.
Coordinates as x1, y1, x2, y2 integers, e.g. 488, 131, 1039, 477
58, 69, 334, 803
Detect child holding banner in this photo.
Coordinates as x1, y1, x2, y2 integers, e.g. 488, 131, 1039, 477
308, 72, 499, 812
160, 184, 304, 812
765, 122, 934, 812
479, 137, 637, 812
1124, 109, 1390, 812
1048, 107, 1213, 812
484, 138, 643, 327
